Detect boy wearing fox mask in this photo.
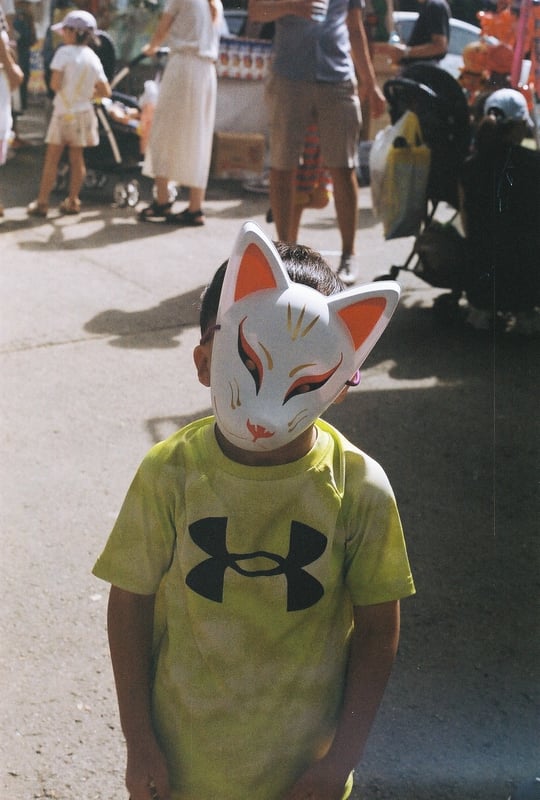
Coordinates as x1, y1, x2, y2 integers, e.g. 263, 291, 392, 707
93, 222, 415, 800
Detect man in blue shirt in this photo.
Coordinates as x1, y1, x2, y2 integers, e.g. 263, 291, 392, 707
249, 0, 386, 285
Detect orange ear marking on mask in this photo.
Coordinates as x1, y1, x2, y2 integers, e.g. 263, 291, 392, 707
234, 243, 279, 302
338, 297, 387, 349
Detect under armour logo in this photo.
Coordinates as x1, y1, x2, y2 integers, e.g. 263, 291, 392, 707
186, 518, 327, 611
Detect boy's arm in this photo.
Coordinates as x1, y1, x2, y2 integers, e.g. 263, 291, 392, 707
378, 33, 448, 63
283, 600, 400, 800
107, 586, 171, 800
347, 6, 386, 118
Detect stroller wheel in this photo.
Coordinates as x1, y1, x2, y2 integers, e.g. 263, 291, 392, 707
54, 162, 70, 194
126, 180, 140, 208
114, 180, 141, 208
113, 182, 129, 207
85, 169, 99, 189
113, 181, 139, 208
153, 182, 178, 204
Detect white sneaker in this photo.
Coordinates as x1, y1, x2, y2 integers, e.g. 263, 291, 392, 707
337, 254, 357, 286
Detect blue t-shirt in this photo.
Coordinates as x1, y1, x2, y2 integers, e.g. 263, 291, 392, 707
272, 0, 364, 82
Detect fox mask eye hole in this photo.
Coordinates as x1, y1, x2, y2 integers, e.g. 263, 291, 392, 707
238, 318, 264, 393
283, 361, 342, 404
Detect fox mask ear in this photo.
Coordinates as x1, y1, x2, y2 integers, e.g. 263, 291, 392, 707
217, 221, 400, 370
328, 283, 400, 369
217, 221, 291, 318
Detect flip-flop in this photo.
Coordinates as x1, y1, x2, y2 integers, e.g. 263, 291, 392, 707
27, 200, 49, 218
138, 201, 173, 222
59, 198, 81, 215
165, 208, 205, 226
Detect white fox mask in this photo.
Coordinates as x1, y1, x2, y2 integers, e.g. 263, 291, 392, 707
210, 221, 400, 452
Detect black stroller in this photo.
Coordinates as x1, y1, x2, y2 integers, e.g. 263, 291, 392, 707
375, 63, 472, 313
54, 50, 167, 208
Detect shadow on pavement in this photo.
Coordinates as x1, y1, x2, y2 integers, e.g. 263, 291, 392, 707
84, 286, 204, 348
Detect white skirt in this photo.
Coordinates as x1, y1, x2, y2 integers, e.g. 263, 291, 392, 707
0, 71, 12, 150
143, 51, 217, 189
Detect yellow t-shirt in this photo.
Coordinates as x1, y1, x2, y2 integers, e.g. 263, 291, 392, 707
93, 417, 415, 800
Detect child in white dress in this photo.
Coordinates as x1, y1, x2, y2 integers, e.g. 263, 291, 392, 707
27, 10, 110, 217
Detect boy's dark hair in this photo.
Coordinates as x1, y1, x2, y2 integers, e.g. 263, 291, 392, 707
200, 241, 344, 336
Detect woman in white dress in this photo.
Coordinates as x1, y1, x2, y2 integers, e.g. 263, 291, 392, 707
139, 0, 223, 226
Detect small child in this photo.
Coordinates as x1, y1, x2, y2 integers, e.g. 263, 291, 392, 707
27, 9, 110, 218
93, 221, 415, 800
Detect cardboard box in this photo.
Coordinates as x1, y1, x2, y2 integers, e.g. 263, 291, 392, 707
211, 132, 265, 179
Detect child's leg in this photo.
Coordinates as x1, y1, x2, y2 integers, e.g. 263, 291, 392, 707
67, 146, 86, 205
36, 143, 65, 207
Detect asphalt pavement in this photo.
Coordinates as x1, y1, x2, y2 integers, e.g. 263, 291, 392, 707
1, 97, 538, 800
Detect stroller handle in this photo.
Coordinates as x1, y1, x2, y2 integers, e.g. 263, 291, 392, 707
111, 48, 169, 91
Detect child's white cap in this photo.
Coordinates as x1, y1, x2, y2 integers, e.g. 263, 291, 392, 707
51, 10, 97, 33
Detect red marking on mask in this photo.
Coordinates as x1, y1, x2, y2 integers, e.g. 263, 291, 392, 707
247, 419, 275, 442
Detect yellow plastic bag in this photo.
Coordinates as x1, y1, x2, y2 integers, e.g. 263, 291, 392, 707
369, 110, 431, 239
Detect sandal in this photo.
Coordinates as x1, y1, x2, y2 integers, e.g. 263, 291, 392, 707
27, 200, 49, 218
166, 208, 205, 226
138, 200, 173, 222
59, 198, 81, 215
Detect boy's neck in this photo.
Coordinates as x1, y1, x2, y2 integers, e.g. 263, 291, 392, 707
214, 424, 317, 466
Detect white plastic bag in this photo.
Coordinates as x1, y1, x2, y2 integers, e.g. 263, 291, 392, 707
369, 110, 431, 240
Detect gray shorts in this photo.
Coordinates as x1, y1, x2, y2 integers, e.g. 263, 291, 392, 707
46, 109, 99, 148
266, 74, 362, 170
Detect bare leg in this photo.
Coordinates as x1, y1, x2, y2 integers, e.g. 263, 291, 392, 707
289, 203, 304, 244
329, 166, 358, 257
36, 143, 65, 207
67, 146, 86, 205
269, 167, 296, 242
330, 166, 359, 284
188, 186, 204, 212
154, 176, 171, 207
290, 187, 331, 243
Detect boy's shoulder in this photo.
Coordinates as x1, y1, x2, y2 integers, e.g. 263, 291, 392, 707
154, 414, 213, 446
132, 416, 214, 490
144, 415, 214, 464
317, 418, 395, 499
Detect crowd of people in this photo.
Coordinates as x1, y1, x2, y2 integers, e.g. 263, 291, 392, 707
1, 0, 538, 326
